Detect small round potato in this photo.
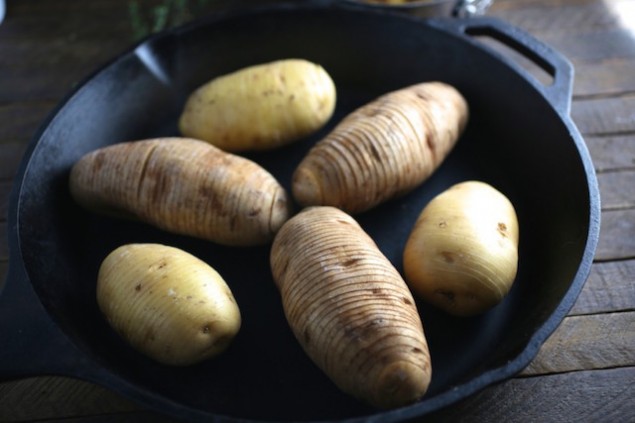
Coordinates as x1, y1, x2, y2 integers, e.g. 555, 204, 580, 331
178, 58, 337, 152
97, 243, 241, 365
403, 181, 519, 316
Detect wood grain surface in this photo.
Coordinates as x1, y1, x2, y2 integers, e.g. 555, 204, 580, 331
1, 0, 634, 422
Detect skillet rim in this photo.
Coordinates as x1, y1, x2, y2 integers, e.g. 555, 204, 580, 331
3, 3, 601, 422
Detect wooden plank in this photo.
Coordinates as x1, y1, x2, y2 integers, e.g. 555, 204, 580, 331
0, 368, 633, 423
585, 134, 635, 172
572, 260, 635, 315
1, 1, 629, 103
0, 376, 141, 422
0, 34, 125, 103
0, 67, 103, 103
597, 170, 635, 210
0, 43, 125, 104
5, 0, 128, 16
45, 412, 180, 423
488, 2, 635, 95
0, 1, 251, 102
426, 366, 635, 423
0, 221, 6, 262
0, 275, 629, 420
493, 0, 602, 4
0, 13, 131, 42
547, 28, 635, 62
0, 0, 242, 45
0, 261, 7, 292
0, 39, 127, 70
596, 209, 635, 261
571, 94, 635, 135
0, 102, 55, 143
490, 0, 621, 34
4, 25, 635, 103
0, 141, 27, 180
0, 181, 12, 223
573, 57, 635, 98
520, 312, 635, 375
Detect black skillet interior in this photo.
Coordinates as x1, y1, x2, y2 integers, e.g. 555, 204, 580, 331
9, 4, 599, 422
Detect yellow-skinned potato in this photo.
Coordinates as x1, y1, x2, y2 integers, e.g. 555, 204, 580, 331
69, 137, 292, 246
271, 206, 431, 409
403, 181, 519, 316
292, 81, 468, 214
178, 59, 337, 152
97, 243, 241, 366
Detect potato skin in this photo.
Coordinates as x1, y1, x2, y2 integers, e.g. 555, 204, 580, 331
271, 206, 431, 409
69, 137, 292, 246
292, 81, 468, 214
403, 181, 519, 316
97, 243, 241, 366
178, 59, 337, 152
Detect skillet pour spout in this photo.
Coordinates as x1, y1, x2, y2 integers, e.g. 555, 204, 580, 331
0, 3, 600, 422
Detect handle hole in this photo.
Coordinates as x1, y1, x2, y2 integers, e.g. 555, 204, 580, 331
465, 26, 555, 87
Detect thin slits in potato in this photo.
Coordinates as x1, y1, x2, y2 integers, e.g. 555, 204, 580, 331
292, 81, 468, 214
271, 206, 432, 409
69, 137, 291, 246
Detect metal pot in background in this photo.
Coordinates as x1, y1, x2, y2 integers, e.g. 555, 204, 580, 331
341, 0, 494, 18
123, 0, 493, 42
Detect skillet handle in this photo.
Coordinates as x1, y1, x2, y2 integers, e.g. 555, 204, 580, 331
0, 259, 92, 379
446, 17, 574, 115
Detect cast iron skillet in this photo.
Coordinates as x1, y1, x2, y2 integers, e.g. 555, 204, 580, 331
0, 3, 600, 422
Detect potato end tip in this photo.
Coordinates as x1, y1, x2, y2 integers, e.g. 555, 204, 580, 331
269, 187, 294, 235
292, 166, 323, 207
372, 360, 431, 409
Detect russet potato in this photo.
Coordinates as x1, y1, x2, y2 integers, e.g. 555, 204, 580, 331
271, 206, 431, 409
69, 137, 292, 246
292, 81, 468, 214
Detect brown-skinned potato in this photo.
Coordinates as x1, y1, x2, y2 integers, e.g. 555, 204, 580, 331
270, 206, 432, 409
69, 137, 292, 246
292, 81, 468, 214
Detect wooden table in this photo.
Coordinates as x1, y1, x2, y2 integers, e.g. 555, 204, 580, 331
0, 0, 633, 421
